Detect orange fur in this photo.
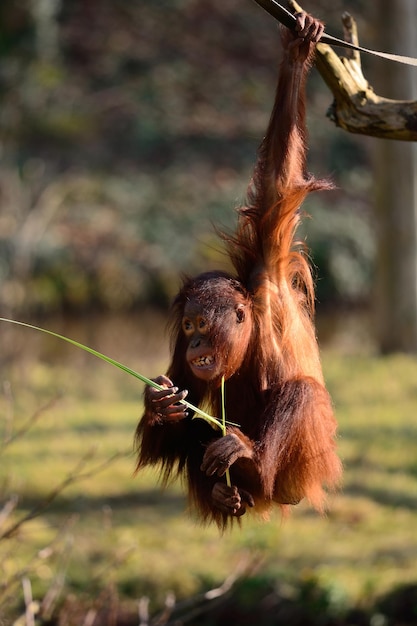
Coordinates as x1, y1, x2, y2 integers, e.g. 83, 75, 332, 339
135, 18, 341, 530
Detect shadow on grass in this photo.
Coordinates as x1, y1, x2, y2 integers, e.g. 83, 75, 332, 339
341, 424, 417, 443
344, 481, 417, 510
15, 488, 187, 517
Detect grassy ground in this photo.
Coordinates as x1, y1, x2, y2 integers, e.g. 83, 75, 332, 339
1, 317, 417, 620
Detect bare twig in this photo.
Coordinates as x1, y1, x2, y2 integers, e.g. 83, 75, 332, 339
139, 597, 150, 626
90, 544, 136, 587
342, 12, 361, 66
83, 608, 98, 626
0, 550, 44, 606
39, 533, 74, 621
151, 555, 258, 625
22, 577, 37, 626
152, 593, 175, 626
2, 394, 62, 450
2, 381, 14, 444
0, 449, 127, 541
0, 515, 77, 606
0, 495, 18, 530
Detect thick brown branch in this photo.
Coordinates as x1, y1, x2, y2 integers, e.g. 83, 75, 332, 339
315, 41, 417, 141
288, 0, 417, 141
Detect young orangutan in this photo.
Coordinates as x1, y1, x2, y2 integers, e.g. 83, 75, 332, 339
135, 11, 342, 529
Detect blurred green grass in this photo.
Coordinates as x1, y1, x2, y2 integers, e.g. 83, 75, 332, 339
1, 343, 417, 615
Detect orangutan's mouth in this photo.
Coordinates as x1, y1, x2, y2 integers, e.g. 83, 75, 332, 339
191, 355, 215, 368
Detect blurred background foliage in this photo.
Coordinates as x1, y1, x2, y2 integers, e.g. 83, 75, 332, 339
0, 0, 374, 316
4, 3, 417, 624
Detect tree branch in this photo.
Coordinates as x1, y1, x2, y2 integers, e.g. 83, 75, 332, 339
288, 0, 417, 141
0, 449, 127, 541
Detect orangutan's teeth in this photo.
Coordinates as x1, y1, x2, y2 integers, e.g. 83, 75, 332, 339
193, 355, 214, 367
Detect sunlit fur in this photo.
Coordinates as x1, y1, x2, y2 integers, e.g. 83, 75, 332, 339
135, 24, 342, 530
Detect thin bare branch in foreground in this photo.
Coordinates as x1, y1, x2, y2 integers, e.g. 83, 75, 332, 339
0, 495, 18, 530
0, 515, 77, 607
2, 393, 62, 450
22, 577, 37, 626
151, 555, 259, 625
2, 381, 14, 445
0, 449, 128, 541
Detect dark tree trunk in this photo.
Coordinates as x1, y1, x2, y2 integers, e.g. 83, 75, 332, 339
373, 0, 417, 352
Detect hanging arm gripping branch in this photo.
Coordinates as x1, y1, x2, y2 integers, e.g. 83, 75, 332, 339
252, 0, 417, 67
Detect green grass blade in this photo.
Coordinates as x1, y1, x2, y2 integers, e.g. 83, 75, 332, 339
221, 376, 232, 488
0, 317, 225, 430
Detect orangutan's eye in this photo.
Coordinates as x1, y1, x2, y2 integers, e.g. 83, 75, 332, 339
182, 319, 194, 335
198, 318, 207, 330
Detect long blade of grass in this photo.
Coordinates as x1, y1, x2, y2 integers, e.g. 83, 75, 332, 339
0, 317, 227, 430
221, 376, 232, 488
